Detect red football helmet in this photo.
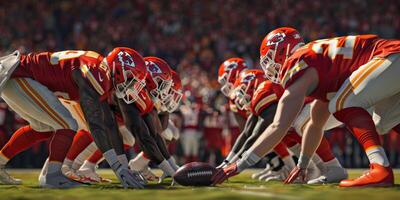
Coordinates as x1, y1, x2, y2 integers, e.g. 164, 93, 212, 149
144, 56, 173, 106
106, 47, 147, 104
162, 70, 183, 113
259, 27, 304, 83
218, 58, 248, 97
232, 69, 266, 110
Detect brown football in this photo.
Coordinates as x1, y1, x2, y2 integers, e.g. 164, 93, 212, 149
173, 162, 217, 186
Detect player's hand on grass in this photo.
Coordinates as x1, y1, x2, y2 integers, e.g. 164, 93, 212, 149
284, 166, 306, 184
211, 162, 239, 185
115, 166, 145, 189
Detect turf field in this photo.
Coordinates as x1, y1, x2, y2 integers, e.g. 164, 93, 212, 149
0, 169, 399, 200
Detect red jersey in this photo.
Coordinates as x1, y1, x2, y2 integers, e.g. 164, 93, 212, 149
228, 99, 249, 118
280, 35, 400, 101
12, 50, 112, 101
250, 81, 284, 116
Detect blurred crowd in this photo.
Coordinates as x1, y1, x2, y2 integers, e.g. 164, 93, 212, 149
0, 0, 400, 168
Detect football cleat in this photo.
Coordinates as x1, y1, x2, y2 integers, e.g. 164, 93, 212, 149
40, 171, 84, 189
252, 165, 272, 180
140, 167, 159, 182
0, 165, 22, 185
307, 166, 348, 184
259, 170, 282, 182
76, 168, 112, 184
339, 163, 394, 187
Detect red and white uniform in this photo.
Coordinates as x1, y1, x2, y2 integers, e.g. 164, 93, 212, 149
180, 104, 201, 158
251, 81, 341, 137
1, 50, 111, 132
13, 51, 111, 101
203, 112, 224, 150
280, 35, 400, 134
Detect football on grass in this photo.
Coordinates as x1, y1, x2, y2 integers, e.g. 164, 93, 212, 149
173, 162, 217, 186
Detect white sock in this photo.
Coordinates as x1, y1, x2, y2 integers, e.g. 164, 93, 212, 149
71, 160, 83, 171
80, 160, 96, 171
47, 161, 62, 174
129, 153, 150, 171
63, 159, 73, 168
324, 158, 342, 168
282, 156, 296, 169
366, 146, 390, 167
0, 153, 9, 166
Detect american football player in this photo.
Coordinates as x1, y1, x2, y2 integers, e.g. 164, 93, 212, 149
218, 57, 249, 130
219, 69, 347, 184
0, 48, 147, 188
217, 58, 290, 179
60, 57, 181, 183
213, 27, 400, 187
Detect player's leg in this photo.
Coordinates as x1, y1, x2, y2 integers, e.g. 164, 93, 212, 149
76, 149, 104, 183
329, 54, 400, 187
1, 78, 82, 188
62, 130, 93, 176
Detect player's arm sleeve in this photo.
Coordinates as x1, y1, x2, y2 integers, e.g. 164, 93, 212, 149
72, 70, 123, 154
158, 112, 170, 131
235, 103, 278, 157
233, 112, 247, 131
143, 110, 171, 160
118, 99, 165, 164
229, 114, 258, 155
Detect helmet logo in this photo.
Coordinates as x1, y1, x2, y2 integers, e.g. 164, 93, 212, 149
242, 73, 256, 83
267, 32, 286, 47
223, 61, 238, 72
117, 51, 135, 68
146, 61, 162, 74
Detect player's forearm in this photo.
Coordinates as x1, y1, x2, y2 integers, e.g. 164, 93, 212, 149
298, 122, 324, 168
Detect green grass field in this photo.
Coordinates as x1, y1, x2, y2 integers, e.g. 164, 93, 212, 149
1, 169, 400, 200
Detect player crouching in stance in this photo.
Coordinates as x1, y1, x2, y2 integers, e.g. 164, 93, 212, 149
217, 58, 294, 180
59, 57, 182, 184
0, 48, 147, 188
219, 69, 347, 184
213, 27, 400, 187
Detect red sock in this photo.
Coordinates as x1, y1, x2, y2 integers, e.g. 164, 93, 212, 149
315, 137, 335, 162
123, 144, 131, 151
87, 149, 103, 164
0, 125, 53, 159
334, 107, 381, 151
66, 130, 93, 161
49, 129, 75, 162
273, 142, 290, 158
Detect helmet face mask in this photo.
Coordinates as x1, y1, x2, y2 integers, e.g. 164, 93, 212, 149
107, 47, 147, 104
114, 66, 146, 104
233, 84, 252, 110
260, 49, 281, 84
218, 58, 247, 97
162, 87, 183, 112
149, 76, 173, 103
159, 70, 183, 113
